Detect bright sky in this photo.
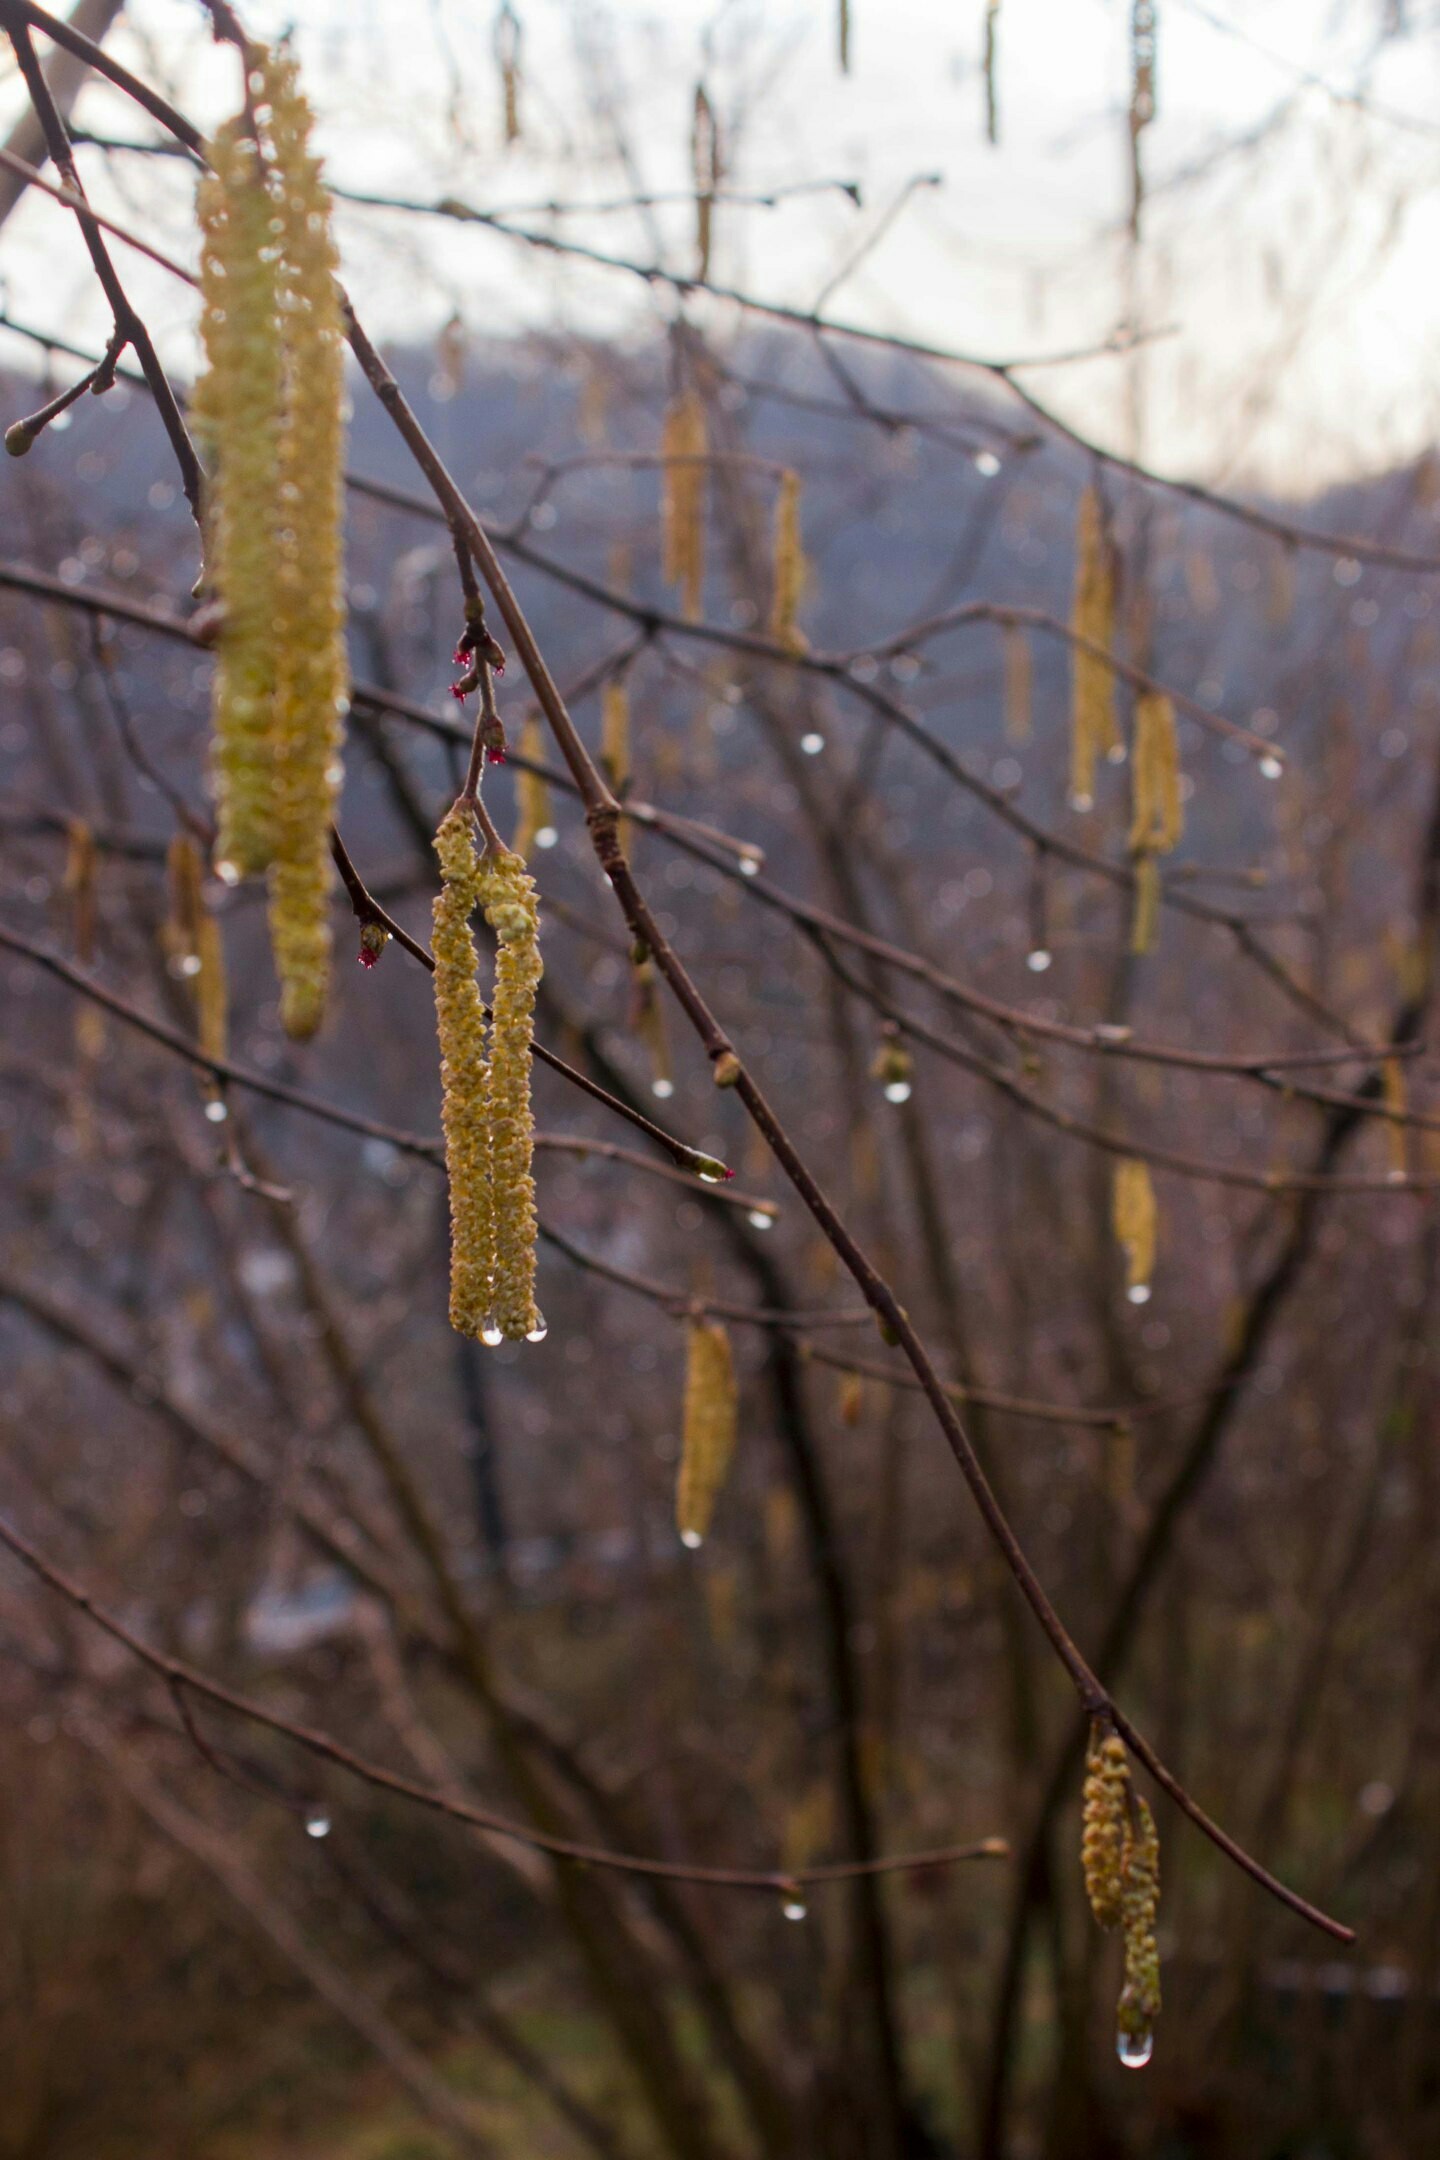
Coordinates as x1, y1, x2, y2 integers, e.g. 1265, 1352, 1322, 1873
3, 0, 1440, 493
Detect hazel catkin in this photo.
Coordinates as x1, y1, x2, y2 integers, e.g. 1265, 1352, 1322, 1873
1081, 1728, 1129, 1930
676, 1317, 738, 1547
474, 846, 543, 1342
433, 805, 493, 1341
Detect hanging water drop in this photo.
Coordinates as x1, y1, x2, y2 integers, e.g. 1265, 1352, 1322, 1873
304, 1806, 332, 1839
1069, 792, 1093, 814
652, 1077, 676, 1100
679, 1526, 703, 1550
800, 732, 825, 756
535, 825, 559, 849
525, 1315, 549, 1343
738, 853, 760, 877
1116, 2026, 1153, 2069
747, 1208, 775, 1231
1259, 753, 1283, 780
1127, 1282, 1152, 1306
214, 858, 241, 887
204, 1098, 229, 1123
1027, 948, 1053, 973
781, 1892, 808, 1922
481, 1319, 504, 1347
177, 952, 202, 979
883, 1079, 912, 1104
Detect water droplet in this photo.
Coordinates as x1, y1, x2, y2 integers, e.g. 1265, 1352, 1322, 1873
748, 1209, 775, 1231
738, 854, 760, 877
535, 825, 559, 849
1069, 792, 1093, 815
178, 952, 202, 978
883, 1079, 912, 1104
525, 1315, 548, 1343
1117, 2026, 1153, 2069
781, 1894, 808, 1922
481, 1320, 504, 1347
1026, 948, 1053, 973
304, 1807, 331, 1839
974, 450, 1001, 477
1259, 753, 1283, 780
679, 1527, 703, 1550
204, 1099, 228, 1124
1107, 742, 1127, 765
1127, 1282, 1152, 1306
800, 732, 825, 756
652, 1077, 675, 1100
214, 859, 240, 887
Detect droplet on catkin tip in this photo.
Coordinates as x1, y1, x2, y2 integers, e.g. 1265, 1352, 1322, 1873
1117, 2026, 1153, 2069
481, 1319, 504, 1347
304, 1806, 331, 1839
748, 1208, 775, 1230
1127, 1281, 1152, 1305
1259, 753, 1283, 780
781, 1893, 808, 1922
535, 825, 559, 849
214, 858, 241, 887
204, 1099, 228, 1123
1069, 792, 1093, 814
679, 1527, 703, 1550
800, 732, 825, 756
652, 1077, 676, 1100
738, 853, 761, 877
1027, 948, 1053, 973
525, 1315, 548, 1343
883, 1079, 912, 1104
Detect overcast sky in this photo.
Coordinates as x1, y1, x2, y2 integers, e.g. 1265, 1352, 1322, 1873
3, 0, 1439, 493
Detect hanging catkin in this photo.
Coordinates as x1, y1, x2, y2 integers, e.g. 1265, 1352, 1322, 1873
1112, 1156, 1157, 1297
194, 122, 283, 882
691, 84, 719, 282
494, 2, 522, 145
433, 805, 493, 1340
770, 470, 808, 653
661, 389, 707, 621
1070, 487, 1119, 809
1118, 1795, 1162, 2057
676, 1317, 738, 1546
1081, 1727, 1129, 1930
1128, 691, 1181, 954
195, 51, 347, 1038
262, 50, 348, 1039
600, 676, 631, 795
1003, 622, 1031, 744
64, 820, 97, 966
983, 0, 1001, 145
474, 846, 543, 1341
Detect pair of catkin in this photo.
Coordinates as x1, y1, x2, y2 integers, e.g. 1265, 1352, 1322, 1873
1082, 1728, 1162, 2047
433, 805, 543, 1343
676, 1317, 738, 1546
1069, 487, 1119, 811
194, 47, 347, 1040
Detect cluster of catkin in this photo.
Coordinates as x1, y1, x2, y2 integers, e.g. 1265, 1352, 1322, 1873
433, 805, 543, 1344
194, 47, 347, 1040
676, 1317, 738, 1546
1128, 690, 1183, 954
1082, 1727, 1162, 2055
1069, 487, 1119, 811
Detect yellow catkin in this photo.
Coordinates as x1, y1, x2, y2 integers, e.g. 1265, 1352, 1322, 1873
1112, 1157, 1157, 1295
1070, 487, 1118, 809
661, 390, 707, 620
632, 957, 673, 1097
64, 819, 96, 965
1130, 853, 1160, 955
194, 122, 283, 880
1118, 1795, 1162, 2051
474, 846, 543, 1341
676, 1317, 738, 1546
166, 833, 228, 1073
262, 49, 349, 1041
195, 907, 229, 1065
1128, 691, 1183, 857
839, 1370, 864, 1427
1383, 1055, 1408, 1181
692, 84, 719, 282
1003, 622, 1031, 744
1081, 1728, 1129, 1930
770, 469, 808, 653
600, 676, 631, 796
838, 0, 851, 72
433, 806, 493, 1340
511, 713, 552, 857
